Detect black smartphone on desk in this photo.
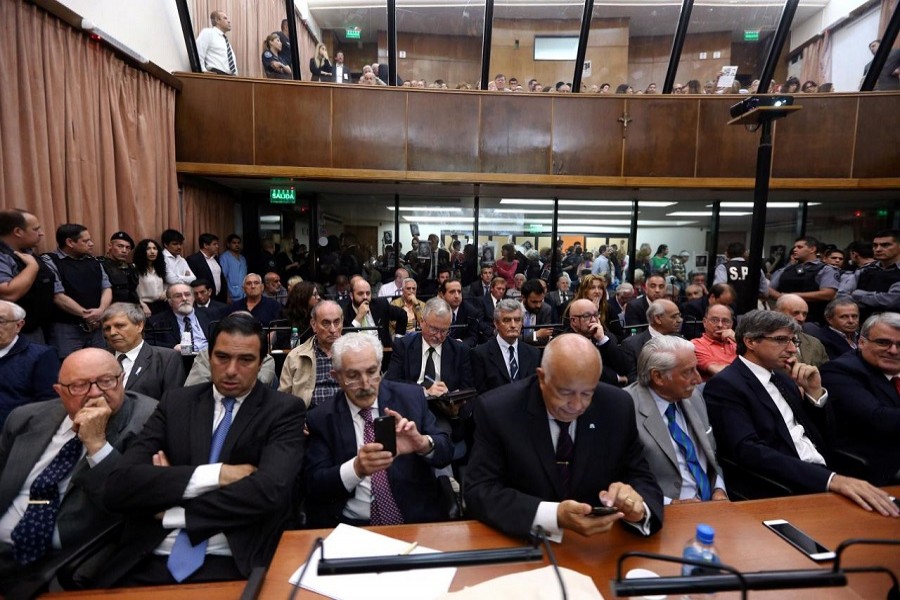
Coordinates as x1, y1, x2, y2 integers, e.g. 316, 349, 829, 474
374, 415, 396, 456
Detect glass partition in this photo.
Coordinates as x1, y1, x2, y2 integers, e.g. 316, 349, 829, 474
396, 0, 485, 89
489, 1, 586, 92
307, 1, 388, 84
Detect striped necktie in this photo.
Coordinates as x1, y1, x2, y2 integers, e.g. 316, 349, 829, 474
224, 34, 236, 74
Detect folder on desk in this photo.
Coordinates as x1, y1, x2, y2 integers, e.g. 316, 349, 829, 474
290, 524, 456, 600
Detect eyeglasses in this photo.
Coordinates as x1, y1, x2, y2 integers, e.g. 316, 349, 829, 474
422, 322, 450, 336
705, 317, 733, 326
59, 372, 123, 395
760, 336, 800, 346
0, 318, 23, 326
862, 336, 900, 350
572, 312, 599, 321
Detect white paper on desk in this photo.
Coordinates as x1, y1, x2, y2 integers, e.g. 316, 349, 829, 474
289, 523, 457, 600
437, 565, 604, 600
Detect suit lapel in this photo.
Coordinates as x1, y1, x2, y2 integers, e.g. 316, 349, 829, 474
681, 396, 718, 484
735, 360, 797, 450
525, 384, 564, 499
490, 340, 511, 383
125, 344, 153, 390
335, 391, 360, 461
220, 382, 264, 461
636, 387, 679, 471
409, 336, 424, 380
191, 386, 216, 464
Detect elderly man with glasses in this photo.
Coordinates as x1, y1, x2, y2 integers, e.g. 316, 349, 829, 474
303, 333, 452, 528
0, 348, 156, 592
690, 304, 737, 380
703, 310, 898, 516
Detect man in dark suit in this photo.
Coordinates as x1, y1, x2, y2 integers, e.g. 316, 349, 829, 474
703, 310, 897, 516
520, 279, 556, 345
185, 234, 227, 303
465, 334, 663, 540
625, 336, 728, 504
623, 274, 666, 328
478, 277, 507, 340
303, 333, 453, 528
805, 298, 860, 360
100, 313, 306, 586
681, 283, 736, 341
820, 312, 900, 485
439, 279, 481, 347
343, 277, 407, 349
101, 303, 186, 400
471, 299, 540, 394
0, 348, 156, 591
466, 265, 493, 299
191, 279, 228, 320
622, 299, 683, 382
608, 283, 634, 330
223, 273, 282, 327
567, 298, 630, 386
146, 283, 214, 351
545, 274, 572, 321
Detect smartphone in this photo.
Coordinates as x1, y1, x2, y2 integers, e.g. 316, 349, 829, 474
763, 519, 835, 561
374, 415, 397, 456
589, 506, 619, 517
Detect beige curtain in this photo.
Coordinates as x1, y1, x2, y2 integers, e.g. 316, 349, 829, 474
799, 32, 832, 85
879, 0, 899, 48
182, 183, 238, 255
0, 0, 179, 252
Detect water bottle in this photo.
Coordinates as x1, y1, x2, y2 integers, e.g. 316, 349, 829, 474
180, 330, 193, 356
290, 327, 300, 349
681, 524, 721, 598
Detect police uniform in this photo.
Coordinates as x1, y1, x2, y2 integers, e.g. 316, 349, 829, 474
770, 259, 840, 324
841, 261, 900, 322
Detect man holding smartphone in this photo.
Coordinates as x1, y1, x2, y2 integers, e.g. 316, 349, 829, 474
303, 334, 453, 528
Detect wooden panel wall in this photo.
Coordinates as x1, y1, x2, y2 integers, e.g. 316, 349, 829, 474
174, 75, 900, 186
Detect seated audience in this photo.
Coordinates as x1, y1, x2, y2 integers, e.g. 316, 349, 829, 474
774, 294, 829, 367
0, 300, 59, 428
342, 277, 407, 349
622, 299, 683, 382
520, 279, 555, 345
567, 298, 630, 386
191, 279, 227, 319
703, 310, 898, 515
626, 336, 728, 504
439, 278, 480, 348
805, 298, 860, 360
681, 283, 736, 340
303, 333, 453, 527
465, 334, 663, 540
0, 349, 156, 592
101, 302, 186, 399
691, 304, 737, 380
262, 272, 288, 306
820, 312, 900, 484
100, 313, 306, 586
389, 278, 424, 335
224, 274, 282, 327
145, 283, 213, 351
471, 299, 540, 394
279, 300, 343, 408
624, 274, 666, 328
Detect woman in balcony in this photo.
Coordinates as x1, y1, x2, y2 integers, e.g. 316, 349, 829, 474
309, 42, 332, 82
262, 33, 292, 80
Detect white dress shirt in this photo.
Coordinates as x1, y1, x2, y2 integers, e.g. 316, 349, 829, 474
196, 27, 237, 75
117, 341, 145, 385
339, 399, 380, 521
162, 249, 196, 286
202, 251, 223, 295
417, 341, 443, 386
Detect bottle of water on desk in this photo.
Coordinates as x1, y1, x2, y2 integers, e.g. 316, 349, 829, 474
681, 523, 721, 599
290, 327, 300, 349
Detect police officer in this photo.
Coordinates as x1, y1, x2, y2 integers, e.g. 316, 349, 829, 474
838, 229, 900, 322
98, 231, 139, 304
768, 236, 840, 325
713, 242, 768, 315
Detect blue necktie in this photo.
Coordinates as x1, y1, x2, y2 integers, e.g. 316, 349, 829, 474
11, 436, 83, 565
167, 397, 236, 582
664, 403, 711, 501
508, 345, 519, 381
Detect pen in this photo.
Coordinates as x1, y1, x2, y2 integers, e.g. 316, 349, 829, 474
423, 375, 436, 386
400, 541, 418, 555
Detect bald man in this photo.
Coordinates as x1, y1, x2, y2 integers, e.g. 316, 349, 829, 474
465, 334, 663, 541
0, 349, 156, 590
775, 294, 828, 367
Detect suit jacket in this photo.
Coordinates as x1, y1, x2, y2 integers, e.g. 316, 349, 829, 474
197, 299, 228, 321
145, 309, 214, 350
703, 358, 833, 498
624, 296, 650, 327
471, 338, 541, 394
681, 297, 709, 341
303, 380, 453, 528
0, 336, 59, 428
804, 323, 855, 360
521, 303, 556, 343
385, 333, 473, 392
450, 300, 482, 348
797, 331, 829, 368
343, 297, 407, 349
0, 393, 156, 554
545, 290, 572, 321
185, 252, 228, 302
464, 376, 663, 539
820, 351, 900, 484
120, 343, 187, 400
622, 330, 653, 382
478, 294, 502, 339
467, 280, 489, 299
101, 382, 306, 582
626, 383, 723, 501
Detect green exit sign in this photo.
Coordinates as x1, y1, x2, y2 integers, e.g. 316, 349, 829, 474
528, 223, 543, 233
270, 187, 296, 204
744, 30, 760, 42
346, 28, 361, 40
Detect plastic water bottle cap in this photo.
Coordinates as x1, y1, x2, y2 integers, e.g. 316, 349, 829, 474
696, 523, 715, 544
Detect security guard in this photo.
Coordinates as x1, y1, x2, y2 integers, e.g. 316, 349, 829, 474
768, 236, 840, 325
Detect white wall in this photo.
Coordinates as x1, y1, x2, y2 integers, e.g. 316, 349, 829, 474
791, 0, 872, 51
59, 0, 192, 72
832, 8, 880, 91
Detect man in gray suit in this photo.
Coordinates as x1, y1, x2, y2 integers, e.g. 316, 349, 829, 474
101, 303, 186, 400
0, 348, 157, 590
625, 336, 728, 504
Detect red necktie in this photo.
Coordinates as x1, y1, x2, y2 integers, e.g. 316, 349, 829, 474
892, 376, 900, 398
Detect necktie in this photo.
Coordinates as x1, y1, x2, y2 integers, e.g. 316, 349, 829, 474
167, 397, 236, 582
11, 436, 83, 565
452, 311, 457, 326
359, 408, 404, 525
423, 347, 436, 389
508, 345, 519, 381
664, 403, 711, 501
224, 34, 236, 74
893, 377, 900, 399
554, 419, 574, 496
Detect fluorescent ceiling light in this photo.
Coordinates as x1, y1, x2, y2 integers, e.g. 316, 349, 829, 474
667, 211, 751, 217
492, 209, 633, 216
387, 206, 463, 212
499, 199, 675, 207
402, 216, 474, 223
707, 202, 822, 208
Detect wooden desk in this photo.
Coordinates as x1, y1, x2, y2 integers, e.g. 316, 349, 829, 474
258, 487, 900, 600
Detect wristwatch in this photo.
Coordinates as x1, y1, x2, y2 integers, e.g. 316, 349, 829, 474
419, 434, 435, 454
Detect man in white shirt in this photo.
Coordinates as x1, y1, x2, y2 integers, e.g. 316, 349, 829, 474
196, 10, 237, 76
378, 268, 408, 298
332, 52, 350, 83
160, 230, 195, 286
